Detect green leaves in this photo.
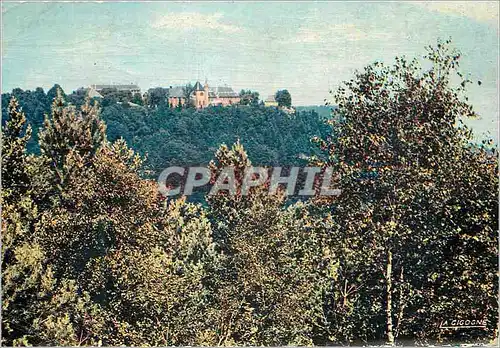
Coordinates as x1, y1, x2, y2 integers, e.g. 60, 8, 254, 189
1, 97, 32, 201
312, 39, 498, 344
275, 89, 292, 107
39, 90, 106, 180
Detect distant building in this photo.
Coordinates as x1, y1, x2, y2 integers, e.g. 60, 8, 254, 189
73, 86, 103, 99
117, 101, 141, 108
193, 81, 209, 108
167, 80, 240, 109
87, 87, 103, 99
90, 84, 141, 95
207, 85, 241, 107
264, 94, 278, 107
166, 86, 186, 108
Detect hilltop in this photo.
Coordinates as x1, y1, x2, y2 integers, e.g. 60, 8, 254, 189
1, 85, 330, 177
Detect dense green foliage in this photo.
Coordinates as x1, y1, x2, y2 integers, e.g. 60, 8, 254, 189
1, 42, 498, 346
239, 89, 260, 106
309, 39, 498, 344
275, 89, 292, 107
103, 104, 328, 174
144, 87, 168, 109
2, 90, 329, 177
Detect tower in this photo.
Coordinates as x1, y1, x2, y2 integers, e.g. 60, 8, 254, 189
193, 81, 206, 109
203, 79, 209, 106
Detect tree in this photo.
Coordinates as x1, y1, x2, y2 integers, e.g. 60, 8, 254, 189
38, 89, 106, 191
1, 87, 50, 153
206, 141, 320, 345
1, 97, 32, 199
2, 91, 223, 345
145, 87, 167, 109
81, 196, 218, 345
1, 96, 103, 346
131, 92, 143, 106
239, 89, 260, 106
311, 39, 498, 344
67, 88, 88, 108
1, 96, 36, 283
47, 84, 66, 103
275, 89, 291, 107
182, 83, 195, 108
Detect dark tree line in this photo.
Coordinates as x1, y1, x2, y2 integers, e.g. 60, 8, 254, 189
2, 87, 330, 178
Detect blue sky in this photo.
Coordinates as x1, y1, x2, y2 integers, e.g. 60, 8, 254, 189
1, 1, 498, 140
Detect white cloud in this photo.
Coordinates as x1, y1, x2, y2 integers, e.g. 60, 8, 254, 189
293, 23, 393, 44
413, 1, 499, 24
152, 12, 242, 33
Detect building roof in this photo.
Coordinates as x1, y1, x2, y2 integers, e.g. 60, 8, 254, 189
193, 81, 204, 91
87, 88, 103, 98
92, 84, 140, 92
208, 86, 239, 98
167, 86, 185, 98
165, 82, 239, 99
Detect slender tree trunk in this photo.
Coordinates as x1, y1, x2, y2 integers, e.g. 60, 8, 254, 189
395, 266, 405, 339
386, 249, 395, 345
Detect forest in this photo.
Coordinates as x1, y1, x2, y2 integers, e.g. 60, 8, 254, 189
1, 86, 330, 176
1, 42, 498, 346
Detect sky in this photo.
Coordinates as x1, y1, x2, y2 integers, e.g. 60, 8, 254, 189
1, 1, 499, 141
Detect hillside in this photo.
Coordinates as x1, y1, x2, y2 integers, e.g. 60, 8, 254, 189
2, 86, 330, 176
